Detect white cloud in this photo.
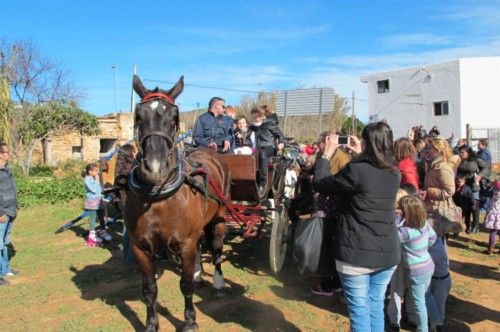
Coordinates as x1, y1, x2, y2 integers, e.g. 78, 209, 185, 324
381, 33, 451, 48
437, 4, 500, 28
162, 24, 329, 41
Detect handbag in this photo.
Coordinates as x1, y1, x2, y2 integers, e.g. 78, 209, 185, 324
293, 216, 324, 274
426, 199, 464, 235
84, 198, 102, 210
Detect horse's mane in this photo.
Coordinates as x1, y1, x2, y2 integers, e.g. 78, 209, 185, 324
115, 142, 138, 178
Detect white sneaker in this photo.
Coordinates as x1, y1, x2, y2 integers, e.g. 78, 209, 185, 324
88, 231, 103, 243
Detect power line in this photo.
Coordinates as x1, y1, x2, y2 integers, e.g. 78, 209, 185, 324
372, 75, 427, 117
143, 78, 260, 94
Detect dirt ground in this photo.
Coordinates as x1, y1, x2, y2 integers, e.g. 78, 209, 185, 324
0, 201, 498, 331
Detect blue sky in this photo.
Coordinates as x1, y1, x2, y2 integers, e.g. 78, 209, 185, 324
2, 0, 499, 121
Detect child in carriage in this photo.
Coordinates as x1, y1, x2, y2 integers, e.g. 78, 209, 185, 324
250, 105, 285, 194
233, 115, 256, 155
83, 163, 111, 247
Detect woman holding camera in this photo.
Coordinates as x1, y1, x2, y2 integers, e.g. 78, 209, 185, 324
314, 122, 401, 332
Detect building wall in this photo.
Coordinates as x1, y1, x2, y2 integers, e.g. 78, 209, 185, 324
459, 57, 500, 133
362, 60, 462, 139
32, 112, 135, 165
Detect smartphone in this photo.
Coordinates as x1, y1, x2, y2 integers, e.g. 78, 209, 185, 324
338, 136, 350, 145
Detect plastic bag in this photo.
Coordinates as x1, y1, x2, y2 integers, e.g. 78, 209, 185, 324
293, 216, 323, 273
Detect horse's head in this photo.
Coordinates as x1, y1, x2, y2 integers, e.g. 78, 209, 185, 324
133, 75, 184, 185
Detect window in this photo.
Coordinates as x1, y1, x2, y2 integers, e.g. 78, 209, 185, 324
377, 79, 390, 93
99, 139, 117, 153
71, 146, 82, 160
433, 101, 449, 116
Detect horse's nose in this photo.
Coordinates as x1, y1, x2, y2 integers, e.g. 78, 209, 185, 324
143, 158, 162, 174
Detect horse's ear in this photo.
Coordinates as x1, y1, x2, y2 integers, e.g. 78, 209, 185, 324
133, 75, 149, 99
167, 76, 184, 100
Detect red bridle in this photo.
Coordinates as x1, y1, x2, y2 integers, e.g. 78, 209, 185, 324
141, 92, 175, 105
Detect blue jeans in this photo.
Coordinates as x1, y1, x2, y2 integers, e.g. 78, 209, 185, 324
122, 223, 135, 266
408, 272, 433, 332
339, 265, 397, 332
0, 216, 14, 276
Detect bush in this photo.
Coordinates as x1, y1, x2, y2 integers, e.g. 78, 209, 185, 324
17, 176, 84, 208
30, 164, 54, 177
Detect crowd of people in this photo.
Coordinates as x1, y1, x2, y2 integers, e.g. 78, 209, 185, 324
1, 101, 499, 332
287, 123, 498, 332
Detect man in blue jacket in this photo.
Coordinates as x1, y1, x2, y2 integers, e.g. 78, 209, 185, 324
0, 142, 19, 286
193, 97, 233, 153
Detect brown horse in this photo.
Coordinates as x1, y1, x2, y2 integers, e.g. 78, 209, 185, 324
120, 75, 230, 332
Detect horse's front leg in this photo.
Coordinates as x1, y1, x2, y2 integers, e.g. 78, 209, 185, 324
180, 241, 198, 332
206, 217, 226, 297
132, 244, 159, 332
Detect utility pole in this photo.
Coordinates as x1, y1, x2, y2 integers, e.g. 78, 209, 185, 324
130, 64, 137, 113
351, 91, 356, 135
193, 102, 200, 129
111, 64, 119, 115
318, 88, 323, 136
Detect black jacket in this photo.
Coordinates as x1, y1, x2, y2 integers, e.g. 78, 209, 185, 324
457, 157, 491, 191
0, 164, 18, 218
314, 156, 401, 269
193, 111, 233, 148
452, 185, 474, 209
251, 118, 284, 148
234, 128, 254, 148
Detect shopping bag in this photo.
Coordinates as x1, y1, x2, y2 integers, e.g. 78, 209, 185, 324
293, 216, 323, 274
427, 200, 464, 235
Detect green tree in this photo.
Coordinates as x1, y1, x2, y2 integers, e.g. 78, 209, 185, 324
18, 102, 99, 174
1, 38, 86, 173
0, 78, 10, 146
341, 116, 366, 136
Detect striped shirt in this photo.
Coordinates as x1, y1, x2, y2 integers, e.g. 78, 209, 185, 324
398, 221, 437, 276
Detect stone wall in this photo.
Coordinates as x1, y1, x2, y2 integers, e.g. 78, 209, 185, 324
31, 112, 185, 166
32, 112, 135, 165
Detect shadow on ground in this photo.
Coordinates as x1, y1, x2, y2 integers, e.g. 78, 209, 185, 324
446, 294, 500, 331
449, 259, 500, 281
69, 221, 300, 331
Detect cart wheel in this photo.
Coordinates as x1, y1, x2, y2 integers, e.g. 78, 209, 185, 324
269, 206, 290, 274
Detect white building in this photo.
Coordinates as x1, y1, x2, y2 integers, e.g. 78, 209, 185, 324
360, 57, 500, 140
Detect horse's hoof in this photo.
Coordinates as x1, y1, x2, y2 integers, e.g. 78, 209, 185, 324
212, 288, 226, 298
181, 322, 198, 332
145, 324, 159, 332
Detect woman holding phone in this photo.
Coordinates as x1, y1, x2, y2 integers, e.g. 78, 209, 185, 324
314, 122, 401, 332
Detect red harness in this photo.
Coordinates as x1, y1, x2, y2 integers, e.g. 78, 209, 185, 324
141, 92, 175, 105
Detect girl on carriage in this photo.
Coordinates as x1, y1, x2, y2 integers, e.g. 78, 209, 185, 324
233, 115, 256, 155
83, 163, 112, 247
250, 105, 285, 194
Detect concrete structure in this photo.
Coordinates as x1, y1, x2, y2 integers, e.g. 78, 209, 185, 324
360, 57, 500, 140
33, 112, 134, 165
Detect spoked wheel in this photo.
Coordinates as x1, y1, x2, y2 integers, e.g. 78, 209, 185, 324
269, 205, 290, 274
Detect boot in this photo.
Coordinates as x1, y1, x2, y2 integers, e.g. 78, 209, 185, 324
484, 246, 494, 255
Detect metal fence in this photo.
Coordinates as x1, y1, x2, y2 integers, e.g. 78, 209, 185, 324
467, 126, 500, 163
276, 88, 336, 116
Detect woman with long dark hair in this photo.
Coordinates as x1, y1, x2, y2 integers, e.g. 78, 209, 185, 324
314, 122, 401, 332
